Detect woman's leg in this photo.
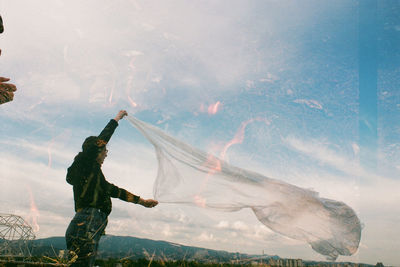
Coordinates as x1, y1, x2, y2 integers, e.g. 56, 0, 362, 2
65, 208, 108, 267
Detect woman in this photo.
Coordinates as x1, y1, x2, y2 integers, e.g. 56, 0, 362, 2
65, 110, 158, 266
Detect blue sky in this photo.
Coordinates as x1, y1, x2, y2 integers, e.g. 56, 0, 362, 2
0, 0, 399, 265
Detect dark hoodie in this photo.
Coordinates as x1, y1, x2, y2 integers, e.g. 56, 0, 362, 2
66, 119, 136, 215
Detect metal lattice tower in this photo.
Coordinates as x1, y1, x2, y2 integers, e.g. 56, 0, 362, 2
0, 213, 36, 259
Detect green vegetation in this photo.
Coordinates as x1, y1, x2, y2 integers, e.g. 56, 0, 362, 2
95, 258, 250, 267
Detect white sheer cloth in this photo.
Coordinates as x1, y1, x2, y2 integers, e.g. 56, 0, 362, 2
127, 116, 361, 260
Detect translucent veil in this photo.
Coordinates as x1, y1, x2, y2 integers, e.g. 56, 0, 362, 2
127, 116, 361, 260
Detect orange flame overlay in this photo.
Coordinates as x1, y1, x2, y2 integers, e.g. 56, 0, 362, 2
28, 188, 40, 232
47, 137, 57, 168
194, 117, 270, 207
126, 57, 138, 108
199, 101, 222, 115
220, 117, 270, 160
47, 146, 52, 168
194, 195, 207, 208
108, 85, 114, 104
205, 154, 222, 174
207, 101, 221, 115
128, 96, 138, 107
46, 130, 72, 168
129, 57, 136, 70
194, 154, 221, 208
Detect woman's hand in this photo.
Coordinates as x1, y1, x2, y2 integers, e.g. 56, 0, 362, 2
0, 77, 17, 105
138, 198, 159, 208
114, 110, 128, 122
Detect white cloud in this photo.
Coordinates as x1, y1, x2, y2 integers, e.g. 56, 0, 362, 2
197, 232, 215, 242
284, 136, 365, 178
293, 99, 323, 110
232, 221, 248, 231
0, 137, 76, 165
352, 143, 360, 156
216, 220, 229, 229
162, 225, 173, 237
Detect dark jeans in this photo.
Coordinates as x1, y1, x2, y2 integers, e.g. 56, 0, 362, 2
65, 207, 108, 267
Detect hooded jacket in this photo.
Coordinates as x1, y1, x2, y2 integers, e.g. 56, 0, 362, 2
66, 119, 136, 215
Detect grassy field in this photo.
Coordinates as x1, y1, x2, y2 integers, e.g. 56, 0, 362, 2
0, 258, 261, 267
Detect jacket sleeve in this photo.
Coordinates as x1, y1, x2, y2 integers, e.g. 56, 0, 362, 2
107, 182, 140, 203
98, 119, 119, 143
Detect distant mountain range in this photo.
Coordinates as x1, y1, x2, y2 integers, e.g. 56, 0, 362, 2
1, 237, 377, 266
28, 235, 271, 263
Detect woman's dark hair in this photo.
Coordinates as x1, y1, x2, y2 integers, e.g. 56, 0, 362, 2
66, 136, 107, 185
73, 136, 106, 170
82, 136, 106, 155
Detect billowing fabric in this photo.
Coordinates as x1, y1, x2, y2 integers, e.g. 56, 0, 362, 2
65, 207, 108, 267
127, 116, 361, 260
